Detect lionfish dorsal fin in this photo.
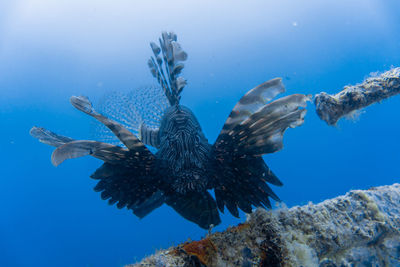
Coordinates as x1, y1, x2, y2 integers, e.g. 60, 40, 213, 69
147, 31, 188, 106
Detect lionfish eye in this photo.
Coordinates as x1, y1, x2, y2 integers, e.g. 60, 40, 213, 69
194, 135, 200, 145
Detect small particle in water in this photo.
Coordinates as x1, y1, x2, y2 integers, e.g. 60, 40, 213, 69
292, 21, 298, 27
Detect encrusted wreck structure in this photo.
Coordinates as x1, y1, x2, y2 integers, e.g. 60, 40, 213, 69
314, 67, 400, 125
129, 184, 400, 267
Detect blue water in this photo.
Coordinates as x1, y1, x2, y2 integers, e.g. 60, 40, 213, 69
1, 1, 400, 266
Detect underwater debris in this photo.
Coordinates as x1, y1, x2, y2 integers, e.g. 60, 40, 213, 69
129, 184, 400, 267
314, 67, 400, 125
30, 31, 310, 229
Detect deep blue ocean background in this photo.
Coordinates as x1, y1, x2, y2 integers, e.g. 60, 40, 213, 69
1, 1, 400, 266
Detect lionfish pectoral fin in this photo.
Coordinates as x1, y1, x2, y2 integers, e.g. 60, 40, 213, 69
30, 126, 74, 147
51, 140, 129, 166
30, 127, 127, 166
214, 78, 310, 156
212, 78, 310, 216
90, 162, 162, 218
132, 190, 166, 218
235, 94, 309, 155
219, 78, 285, 133
166, 191, 221, 229
213, 156, 279, 217
70, 95, 149, 152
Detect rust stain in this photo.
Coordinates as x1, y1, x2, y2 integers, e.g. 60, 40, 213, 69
182, 237, 217, 265
229, 222, 250, 232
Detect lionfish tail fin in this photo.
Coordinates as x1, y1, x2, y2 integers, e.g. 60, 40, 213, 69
166, 191, 221, 229
147, 31, 188, 106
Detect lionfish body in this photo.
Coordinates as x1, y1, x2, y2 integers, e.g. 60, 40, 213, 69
31, 32, 309, 229
157, 105, 212, 194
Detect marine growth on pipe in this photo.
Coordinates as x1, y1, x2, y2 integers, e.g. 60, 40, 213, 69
314, 67, 400, 126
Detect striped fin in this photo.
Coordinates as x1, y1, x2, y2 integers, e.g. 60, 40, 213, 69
51, 140, 130, 166
70, 96, 150, 153
240, 110, 306, 155
90, 162, 162, 218
213, 156, 280, 216
234, 94, 309, 155
212, 79, 309, 217
93, 88, 168, 147
138, 123, 160, 148
30, 126, 74, 147
220, 78, 285, 134
30, 126, 153, 168
215, 80, 310, 157
241, 94, 309, 130
132, 190, 166, 218
148, 32, 187, 106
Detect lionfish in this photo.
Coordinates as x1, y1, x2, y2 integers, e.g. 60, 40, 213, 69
30, 32, 309, 229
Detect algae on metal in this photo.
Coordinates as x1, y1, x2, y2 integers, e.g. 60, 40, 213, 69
314, 67, 400, 125
128, 184, 400, 267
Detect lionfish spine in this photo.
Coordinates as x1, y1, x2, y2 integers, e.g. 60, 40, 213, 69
147, 32, 188, 106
